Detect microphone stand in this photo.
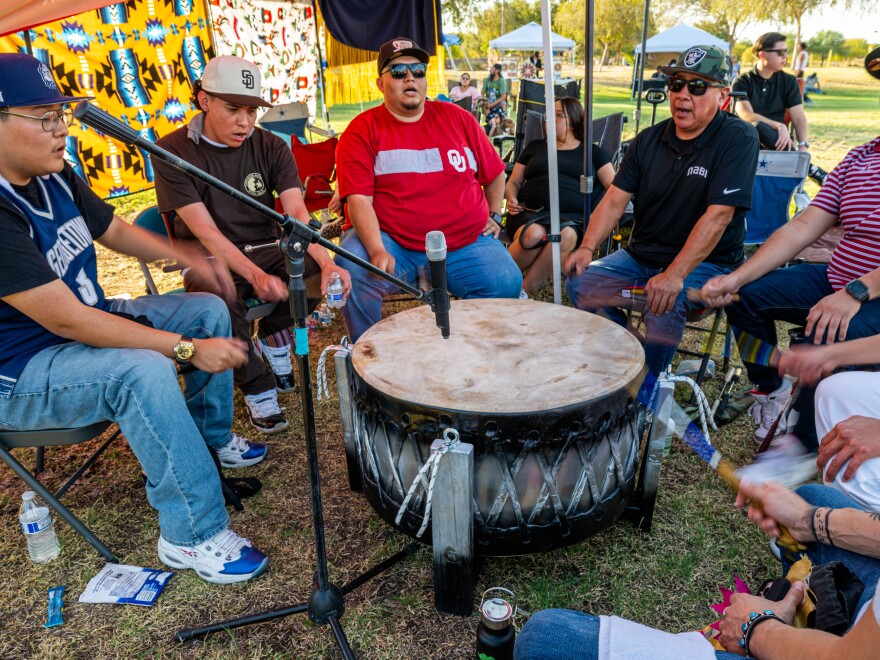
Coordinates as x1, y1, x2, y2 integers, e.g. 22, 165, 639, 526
73, 103, 429, 656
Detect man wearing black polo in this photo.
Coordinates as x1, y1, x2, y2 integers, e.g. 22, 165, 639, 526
565, 45, 759, 378
732, 32, 809, 152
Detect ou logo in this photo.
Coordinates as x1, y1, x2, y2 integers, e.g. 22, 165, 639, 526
447, 149, 466, 172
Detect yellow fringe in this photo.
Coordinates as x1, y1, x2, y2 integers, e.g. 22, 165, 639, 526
318, 7, 445, 106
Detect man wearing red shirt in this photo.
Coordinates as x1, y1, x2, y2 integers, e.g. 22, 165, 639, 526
335, 37, 522, 341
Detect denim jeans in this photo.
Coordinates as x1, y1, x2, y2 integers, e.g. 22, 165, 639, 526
565, 249, 731, 377
0, 293, 231, 546
725, 264, 880, 450
783, 484, 880, 619
514, 610, 741, 659
335, 230, 523, 342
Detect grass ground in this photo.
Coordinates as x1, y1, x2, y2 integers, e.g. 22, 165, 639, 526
0, 66, 877, 659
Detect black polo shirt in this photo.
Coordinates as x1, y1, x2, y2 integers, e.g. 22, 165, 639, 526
614, 110, 759, 269
732, 67, 801, 124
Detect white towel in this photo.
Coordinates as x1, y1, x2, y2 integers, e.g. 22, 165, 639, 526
599, 615, 717, 660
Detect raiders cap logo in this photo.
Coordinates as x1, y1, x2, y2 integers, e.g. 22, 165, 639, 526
683, 48, 707, 68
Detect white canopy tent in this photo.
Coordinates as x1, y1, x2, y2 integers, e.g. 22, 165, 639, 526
489, 22, 575, 51
631, 23, 730, 98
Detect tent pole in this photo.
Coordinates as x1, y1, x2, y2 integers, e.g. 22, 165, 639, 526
633, 0, 650, 135
582, 0, 594, 270
23, 28, 33, 55
539, 2, 561, 305
312, 0, 331, 130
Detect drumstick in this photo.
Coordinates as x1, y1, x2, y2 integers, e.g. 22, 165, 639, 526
685, 288, 740, 306
642, 372, 808, 554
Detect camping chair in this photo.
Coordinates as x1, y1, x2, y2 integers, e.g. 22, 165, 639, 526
745, 150, 811, 245
0, 421, 121, 561
136, 206, 277, 322
290, 134, 339, 218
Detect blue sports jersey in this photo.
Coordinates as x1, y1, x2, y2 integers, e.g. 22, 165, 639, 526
0, 173, 107, 398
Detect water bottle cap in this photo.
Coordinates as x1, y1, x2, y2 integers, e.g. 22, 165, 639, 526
22, 491, 35, 501
480, 597, 513, 629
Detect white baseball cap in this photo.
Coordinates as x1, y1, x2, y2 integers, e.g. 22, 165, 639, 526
200, 56, 271, 108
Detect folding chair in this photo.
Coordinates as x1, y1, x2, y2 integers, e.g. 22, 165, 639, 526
744, 150, 811, 245
0, 421, 121, 560
290, 135, 339, 217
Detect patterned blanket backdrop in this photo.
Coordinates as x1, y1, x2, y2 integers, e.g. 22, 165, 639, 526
208, 0, 317, 116
0, 0, 216, 199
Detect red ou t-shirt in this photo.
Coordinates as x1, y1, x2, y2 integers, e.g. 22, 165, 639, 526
337, 101, 504, 251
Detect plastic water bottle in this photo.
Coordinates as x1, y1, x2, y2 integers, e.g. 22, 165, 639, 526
326, 272, 345, 309
19, 491, 60, 563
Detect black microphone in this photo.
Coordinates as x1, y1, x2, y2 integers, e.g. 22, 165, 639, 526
425, 231, 451, 339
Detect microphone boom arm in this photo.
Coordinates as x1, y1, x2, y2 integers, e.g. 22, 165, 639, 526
73, 102, 426, 301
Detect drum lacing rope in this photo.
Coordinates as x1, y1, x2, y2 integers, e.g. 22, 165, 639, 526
663, 372, 717, 440
395, 428, 461, 538
316, 336, 351, 401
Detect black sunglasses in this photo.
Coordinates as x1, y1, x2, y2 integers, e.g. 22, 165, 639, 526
667, 77, 725, 96
762, 48, 788, 56
384, 62, 427, 79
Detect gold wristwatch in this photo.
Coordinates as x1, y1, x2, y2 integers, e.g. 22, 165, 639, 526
173, 336, 196, 364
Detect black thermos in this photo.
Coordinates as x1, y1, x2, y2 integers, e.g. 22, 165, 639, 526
476, 588, 516, 660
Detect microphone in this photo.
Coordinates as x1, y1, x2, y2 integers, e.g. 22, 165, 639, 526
425, 231, 451, 339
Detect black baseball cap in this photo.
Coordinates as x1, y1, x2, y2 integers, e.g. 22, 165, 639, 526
866, 47, 880, 81
377, 37, 430, 76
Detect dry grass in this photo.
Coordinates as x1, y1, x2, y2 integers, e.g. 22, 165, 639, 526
1, 65, 876, 658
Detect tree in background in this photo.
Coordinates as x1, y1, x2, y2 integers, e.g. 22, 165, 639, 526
756, 0, 870, 56
691, 0, 763, 49
807, 30, 846, 65
556, 0, 645, 68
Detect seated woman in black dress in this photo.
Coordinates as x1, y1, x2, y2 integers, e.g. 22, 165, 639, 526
504, 97, 615, 294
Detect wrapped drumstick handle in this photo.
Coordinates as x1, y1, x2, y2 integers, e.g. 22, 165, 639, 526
686, 288, 740, 306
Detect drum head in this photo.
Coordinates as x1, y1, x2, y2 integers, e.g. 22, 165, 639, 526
352, 299, 645, 414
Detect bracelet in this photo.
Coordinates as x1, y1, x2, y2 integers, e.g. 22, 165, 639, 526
808, 505, 819, 542
814, 506, 834, 546
739, 609, 785, 657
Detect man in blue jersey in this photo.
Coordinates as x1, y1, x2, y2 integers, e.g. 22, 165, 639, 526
0, 54, 268, 583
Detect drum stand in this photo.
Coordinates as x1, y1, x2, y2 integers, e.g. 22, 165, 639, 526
69, 104, 439, 658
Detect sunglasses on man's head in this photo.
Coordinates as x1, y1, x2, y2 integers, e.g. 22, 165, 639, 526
667, 77, 725, 96
384, 62, 427, 79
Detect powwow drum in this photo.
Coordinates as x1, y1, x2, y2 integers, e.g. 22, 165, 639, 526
342, 299, 646, 556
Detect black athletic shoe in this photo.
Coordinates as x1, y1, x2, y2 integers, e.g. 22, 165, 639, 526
244, 390, 289, 435
274, 372, 297, 394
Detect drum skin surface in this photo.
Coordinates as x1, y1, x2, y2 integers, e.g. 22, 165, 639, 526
349, 299, 647, 556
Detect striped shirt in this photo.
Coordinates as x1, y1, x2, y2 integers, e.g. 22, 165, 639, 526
811, 136, 880, 290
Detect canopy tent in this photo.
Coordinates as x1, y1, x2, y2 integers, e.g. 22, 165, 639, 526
631, 23, 729, 98
0, 0, 111, 37
442, 33, 472, 74
489, 22, 575, 51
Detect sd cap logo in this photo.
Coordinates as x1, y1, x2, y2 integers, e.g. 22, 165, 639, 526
683, 48, 707, 68
392, 39, 413, 51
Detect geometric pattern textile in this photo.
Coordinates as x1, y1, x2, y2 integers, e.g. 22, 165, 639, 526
0, 0, 216, 199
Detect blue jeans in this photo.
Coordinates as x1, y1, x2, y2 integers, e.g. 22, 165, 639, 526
783, 484, 880, 618
514, 610, 741, 659
335, 230, 523, 341
725, 264, 880, 450
0, 293, 231, 546
565, 249, 731, 376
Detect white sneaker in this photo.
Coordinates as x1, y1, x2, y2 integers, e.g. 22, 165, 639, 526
215, 433, 267, 468
158, 528, 269, 584
736, 433, 818, 489
748, 378, 793, 442
519, 289, 530, 300
259, 340, 293, 375
244, 390, 289, 434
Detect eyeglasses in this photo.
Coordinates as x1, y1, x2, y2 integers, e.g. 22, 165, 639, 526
383, 62, 427, 79
667, 77, 725, 96
0, 106, 73, 132
762, 48, 788, 56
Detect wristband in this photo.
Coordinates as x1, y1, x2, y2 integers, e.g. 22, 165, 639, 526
813, 507, 834, 546
739, 609, 785, 657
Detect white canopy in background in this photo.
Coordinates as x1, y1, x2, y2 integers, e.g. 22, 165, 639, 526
489, 21, 575, 51
633, 23, 728, 56
0, 0, 112, 36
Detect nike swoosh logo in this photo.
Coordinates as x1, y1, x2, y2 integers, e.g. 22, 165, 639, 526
723, 188, 741, 194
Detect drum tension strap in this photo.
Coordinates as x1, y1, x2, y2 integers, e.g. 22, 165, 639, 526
545, 233, 561, 243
